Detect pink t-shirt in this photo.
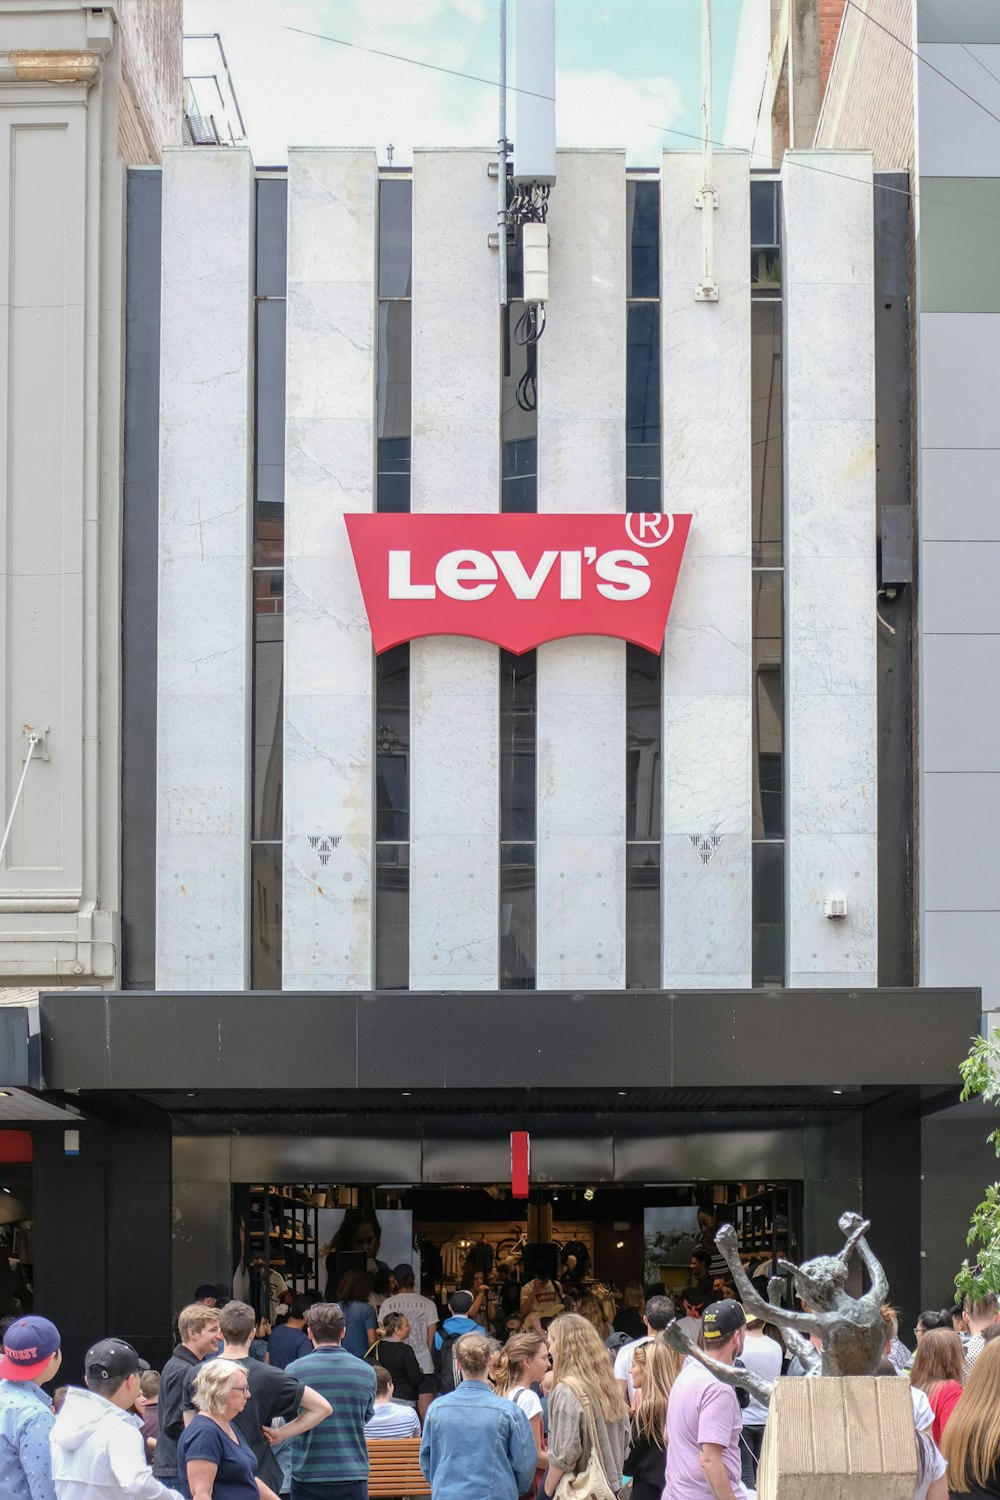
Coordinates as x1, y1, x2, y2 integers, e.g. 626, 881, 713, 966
665, 1357, 748, 1500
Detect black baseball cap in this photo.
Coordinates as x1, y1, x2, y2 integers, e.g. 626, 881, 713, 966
449, 1290, 475, 1314
85, 1338, 150, 1381
702, 1300, 747, 1343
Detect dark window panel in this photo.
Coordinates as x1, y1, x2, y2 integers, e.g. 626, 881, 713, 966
626, 301, 661, 444
752, 248, 782, 291
500, 650, 537, 842
255, 177, 288, 297
502, 303, 537, 512
500, 841, 536, 989
378, 179, 412, 298
250, 843, 282, 990
375, 644, 409, 842
256, 299, 286, 468
753, 572, 784, 840
375, 843, 409, 989
750, 178, 779, 250
626, 645, 661, 843
752, 840, 785, 986
627, 179, 660, 298
252, 574, 283, 843
377, 300, 412, 441
751, 300, 783, 568
503, 435, 537, 478
626, 843, 661, 988
626, 474, 661, 513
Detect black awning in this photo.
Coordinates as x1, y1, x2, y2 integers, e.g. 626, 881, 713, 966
29, 986, 981, 1094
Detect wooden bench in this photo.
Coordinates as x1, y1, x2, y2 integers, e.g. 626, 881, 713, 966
367, 1437, 431, 1498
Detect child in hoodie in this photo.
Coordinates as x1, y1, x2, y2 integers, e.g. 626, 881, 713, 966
50, 1338, 181, 1500
432, 1291, 482, 1392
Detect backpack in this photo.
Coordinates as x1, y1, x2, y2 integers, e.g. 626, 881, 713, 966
434, 1328, 462, 1394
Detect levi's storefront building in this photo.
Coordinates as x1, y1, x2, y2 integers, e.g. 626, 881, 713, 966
2, 146, 981, 1374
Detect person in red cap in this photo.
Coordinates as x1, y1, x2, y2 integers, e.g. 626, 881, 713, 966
0, 1313, 63, 1500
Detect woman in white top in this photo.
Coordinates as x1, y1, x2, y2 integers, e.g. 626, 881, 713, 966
492, 1330, 552, 1487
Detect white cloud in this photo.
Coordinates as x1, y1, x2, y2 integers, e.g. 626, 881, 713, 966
555, 69, 684, 163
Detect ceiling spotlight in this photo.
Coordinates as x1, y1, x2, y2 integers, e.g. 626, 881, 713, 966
616, 1239, 624, 1249
832, 1089, 843, 1095
583, 1187, 595, 1202
401, 1091, 411, 1097
617, 1090, 627, 1097
552, 1192, 559, 1201
0, 1091, 9, 1098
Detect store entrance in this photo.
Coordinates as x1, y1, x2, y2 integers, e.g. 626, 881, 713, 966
233, 1179, 802, 1334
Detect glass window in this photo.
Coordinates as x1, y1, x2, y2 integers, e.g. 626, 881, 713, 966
376, 645, 409, 842
377, 302, 411, 513
752, 302, 783, 568
502, 301, 538, 513
500, 651, 536, 986
627, 180, 660, 298
626, 301, 661, 514
253, 577, 284, 841
626, 844, 661, 989
750, 179, 779, 248
375, 843, 409, 989
626, 645, 661, 842
255, 177, 288, 298
378, 180, 412, 298
251, 843, 282, 989
752, 841, 784, 986
500, 842, 535, 989
255, 298, 286, 554
500, 651, 536, 842
753, 573, 783, 840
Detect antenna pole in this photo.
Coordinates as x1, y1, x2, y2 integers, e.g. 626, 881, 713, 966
498, 0, 508, 306
695, 0, 719, 302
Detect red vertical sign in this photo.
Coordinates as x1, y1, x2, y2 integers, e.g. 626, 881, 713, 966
511, 1131, 530, 1199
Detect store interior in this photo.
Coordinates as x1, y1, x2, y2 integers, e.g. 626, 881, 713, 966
0, 1163, 33, 1316
233, 1180, 801, 1328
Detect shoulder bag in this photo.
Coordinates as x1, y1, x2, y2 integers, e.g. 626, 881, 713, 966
554, 1382, 618, 1500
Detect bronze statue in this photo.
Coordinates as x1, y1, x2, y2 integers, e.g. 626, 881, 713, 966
665, 1211, 890, 1403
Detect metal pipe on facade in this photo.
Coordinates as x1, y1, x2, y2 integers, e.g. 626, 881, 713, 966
498, 0, 508, 306
696, 0, 719, 302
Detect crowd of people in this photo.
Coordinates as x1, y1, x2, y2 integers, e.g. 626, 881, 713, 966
6, 1269, 1000, 1500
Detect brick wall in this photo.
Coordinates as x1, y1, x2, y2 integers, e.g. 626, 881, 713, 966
815, 0, 913, 171
116, 0, 183, 163
820, 0, 848, 97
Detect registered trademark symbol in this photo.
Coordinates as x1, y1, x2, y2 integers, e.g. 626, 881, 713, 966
625, 512, 675, 548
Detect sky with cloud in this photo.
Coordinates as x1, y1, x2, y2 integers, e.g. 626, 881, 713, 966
183, 0, 748, 167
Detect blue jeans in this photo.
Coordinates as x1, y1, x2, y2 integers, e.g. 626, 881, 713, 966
291, 1482, 368, 1500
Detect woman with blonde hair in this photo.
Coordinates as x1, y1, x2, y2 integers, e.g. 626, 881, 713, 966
624, 1339, 683, 1500
541, 1313, 630, 1499
492, 1330, 552, 1484
910, 1327, 965, 1445
941, 1336, 1000, 1496
176, 1358, 281, 1500
577, 1294, 611, 1343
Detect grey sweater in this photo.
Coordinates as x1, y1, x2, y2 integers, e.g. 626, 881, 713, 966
547, 1381, 629, 1495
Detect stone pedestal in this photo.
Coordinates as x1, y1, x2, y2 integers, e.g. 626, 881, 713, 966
757, 1377, 917, 1499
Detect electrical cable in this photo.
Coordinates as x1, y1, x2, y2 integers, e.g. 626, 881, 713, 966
285, 18, 1000, 226
914, 0, 1000, 92
844, 0, 1000, 132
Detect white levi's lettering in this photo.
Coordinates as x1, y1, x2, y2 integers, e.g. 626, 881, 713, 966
388, 550, 434, 600
594, 549, 650, 600
435, 550, 498, 601
387, 547, 651, 602
491, 549, 558, 599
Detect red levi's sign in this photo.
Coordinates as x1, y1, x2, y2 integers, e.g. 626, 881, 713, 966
345, 511, 692, 655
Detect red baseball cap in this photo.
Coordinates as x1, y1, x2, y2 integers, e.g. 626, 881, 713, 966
0, 1316, 60, 1381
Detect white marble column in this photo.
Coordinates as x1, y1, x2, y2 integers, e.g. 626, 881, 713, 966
156, 149, 254, 990
283, 150, 377, 990
536, 150, 627, 990
660, 151, 753, 988
783, 151, 877, 986
408, 149, 499, 990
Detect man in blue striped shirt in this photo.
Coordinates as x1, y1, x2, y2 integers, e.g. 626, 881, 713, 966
364, 1366, 420, 1440
286, 1303, 376, 1500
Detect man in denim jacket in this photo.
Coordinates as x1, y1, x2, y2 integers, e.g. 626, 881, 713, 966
420, 1334, 536, 1500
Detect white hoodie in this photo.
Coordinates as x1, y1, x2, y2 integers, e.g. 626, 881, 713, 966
50, 1387, 182, 1500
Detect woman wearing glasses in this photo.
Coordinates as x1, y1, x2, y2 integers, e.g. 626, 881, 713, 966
176, 1359, 282, 1500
